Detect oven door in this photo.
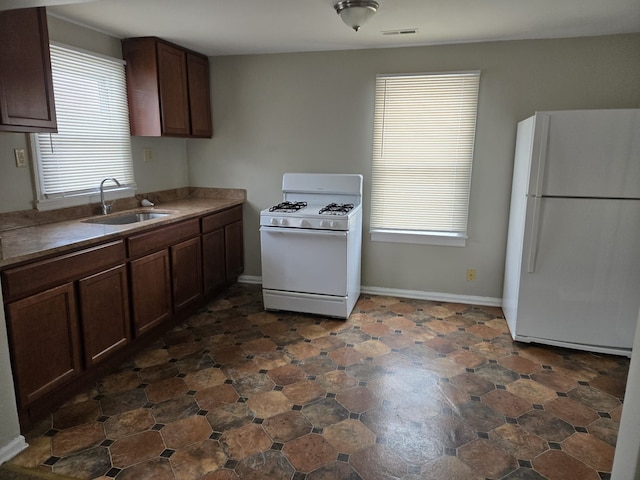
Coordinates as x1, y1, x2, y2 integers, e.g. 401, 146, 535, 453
260, 226, 348, 296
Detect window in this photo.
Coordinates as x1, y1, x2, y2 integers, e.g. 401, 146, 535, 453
32, 43, 135, 210
370, 71, 480, 246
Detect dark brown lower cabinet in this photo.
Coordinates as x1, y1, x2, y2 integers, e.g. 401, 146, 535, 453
202, 229, 225, 295
225, 219, 244, 281
201, 205, 244, 292
171, 237, 202, 312
6, 283, 81, 407
78, 265, 131, 367
1, 205, 244, 428
130, 250, 171, 335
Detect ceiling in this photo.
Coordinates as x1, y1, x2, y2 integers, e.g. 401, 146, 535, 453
4, 0, 640, 56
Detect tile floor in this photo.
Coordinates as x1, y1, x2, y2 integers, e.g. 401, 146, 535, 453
9, 283, 629, 480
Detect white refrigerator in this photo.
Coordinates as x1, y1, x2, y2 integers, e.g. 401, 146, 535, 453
502, 109, 640, 357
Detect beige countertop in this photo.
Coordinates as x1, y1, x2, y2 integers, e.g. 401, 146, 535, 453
0, 196, 244, 269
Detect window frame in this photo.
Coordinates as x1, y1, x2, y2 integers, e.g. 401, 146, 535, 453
31, 42, 136, 211
369, 70, 481, 247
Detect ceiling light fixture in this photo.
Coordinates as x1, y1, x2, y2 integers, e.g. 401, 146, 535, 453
334, 1, 379, 32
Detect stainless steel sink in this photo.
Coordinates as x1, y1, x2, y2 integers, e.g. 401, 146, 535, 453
84, 211, 173, 225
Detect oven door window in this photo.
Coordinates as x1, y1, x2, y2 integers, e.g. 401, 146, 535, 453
260, 227, 348, 297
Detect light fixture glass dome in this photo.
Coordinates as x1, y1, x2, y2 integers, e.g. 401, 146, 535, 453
334, 1, 379, 32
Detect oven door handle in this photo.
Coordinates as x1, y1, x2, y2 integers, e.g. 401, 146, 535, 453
260, 226, 347, 237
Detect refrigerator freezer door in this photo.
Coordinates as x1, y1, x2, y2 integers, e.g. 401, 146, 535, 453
529, 110, 640, 198
517, 197, 640, 351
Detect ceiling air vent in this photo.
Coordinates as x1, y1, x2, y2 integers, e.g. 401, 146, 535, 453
381, 29, 418, 36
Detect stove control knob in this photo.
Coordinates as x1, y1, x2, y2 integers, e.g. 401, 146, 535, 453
330, 221, 338, 229
280, 218, 288, 226
270, 217, 278, 225
299, 219, 310, 227
320, 220, 329, 228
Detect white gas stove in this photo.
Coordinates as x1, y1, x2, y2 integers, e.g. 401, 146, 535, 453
259, 173, 363, 318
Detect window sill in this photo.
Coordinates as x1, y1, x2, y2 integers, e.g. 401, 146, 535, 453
370, 229, 467, 247
36, 186, 137, 212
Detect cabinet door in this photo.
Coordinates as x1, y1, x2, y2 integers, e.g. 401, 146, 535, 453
186, 52, 212, 138
78, 265, 131, 367
225, 220, 244, 281
171, 237, 203, 312
130, 250, 172, 335
156, 41, 190, 136
202, 229, 226, 295
6, 283, 81, 407
0, 7, 56, 132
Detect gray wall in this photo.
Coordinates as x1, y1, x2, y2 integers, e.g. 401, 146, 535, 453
0, 15, 190, 214
188, 34, 640, 300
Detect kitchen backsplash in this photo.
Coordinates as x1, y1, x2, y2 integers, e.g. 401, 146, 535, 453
0, 187, 246, 233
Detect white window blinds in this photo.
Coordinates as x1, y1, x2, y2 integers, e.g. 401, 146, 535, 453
370, 71, 480, 240
34, 43, 134, 198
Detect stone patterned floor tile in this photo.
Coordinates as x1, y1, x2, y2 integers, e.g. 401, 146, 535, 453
9, 284, 629, 480
170, 439, 227, 480
246, 390, 293, 418
561, 432, 616, 472
282, 433, 337, 472
116, 457, 175, 480
219, 423, 272, 460
457, 438, 518, 479
323, 418, 376, 454
160, 414, 213, 450
544, 397, 600, 426
109, 430, 165, 468
517, 410, 575, 442
532, 450, 601, 480
282, 379, 326, 405
103, 408, 156, 440
50, 422, 105, 458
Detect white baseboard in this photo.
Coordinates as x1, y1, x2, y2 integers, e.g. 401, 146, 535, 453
238, 274, 262, 285
237, 276, 502, 308
360, 285, 502, 307
0, 435, 27, 465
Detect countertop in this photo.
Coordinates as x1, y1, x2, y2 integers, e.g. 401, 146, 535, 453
0, 196, 244, 269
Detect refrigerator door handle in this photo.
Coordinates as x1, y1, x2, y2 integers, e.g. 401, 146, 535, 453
526, 196, 542, 273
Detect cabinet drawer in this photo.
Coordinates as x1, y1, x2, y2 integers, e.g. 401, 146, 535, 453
128, 218, 199, 258
2, 241, 125, 301
201, 205, 242, 234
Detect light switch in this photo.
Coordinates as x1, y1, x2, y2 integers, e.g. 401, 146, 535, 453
14, 148, 26, 168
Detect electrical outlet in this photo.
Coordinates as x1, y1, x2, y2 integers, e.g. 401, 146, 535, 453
143, 148, 153, 162
14, 148, 26, 168
466, 268, 476, 281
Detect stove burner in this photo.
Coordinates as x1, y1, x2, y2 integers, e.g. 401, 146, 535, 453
269, 201, 307, 213
319, 203, 354, 215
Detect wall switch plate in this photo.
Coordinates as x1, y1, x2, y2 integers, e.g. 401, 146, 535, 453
143, 148, 153, 162
14, 148, 27, 168
466, 268, 476, 281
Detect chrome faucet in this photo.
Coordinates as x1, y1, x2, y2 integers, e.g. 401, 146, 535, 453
100, 177, 121, 215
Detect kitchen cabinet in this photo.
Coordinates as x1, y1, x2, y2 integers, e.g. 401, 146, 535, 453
122, 36, 212, 138
202, 205, 244, 294
127, 218, 200, 333
130, 250, 171, 335
171, 237, 203, 313
0, 7, 57, 133
79, 265, 130, 367
1, 241, 128, 407
6, 283, 80, 407
1, 204, 243, 428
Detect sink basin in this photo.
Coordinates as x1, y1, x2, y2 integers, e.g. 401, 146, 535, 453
84, 211, 172, 225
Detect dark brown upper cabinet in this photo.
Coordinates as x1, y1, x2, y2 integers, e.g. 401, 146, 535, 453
122, 37, 212, 138
0, 7, 57, 133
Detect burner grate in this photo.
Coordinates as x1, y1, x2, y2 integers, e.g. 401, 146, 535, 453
269, 201, 307, 213
319, 203, 354, 215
